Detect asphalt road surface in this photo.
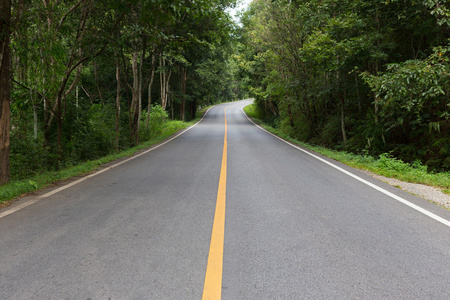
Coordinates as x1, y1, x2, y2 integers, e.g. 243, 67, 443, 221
1, 100, 449, 299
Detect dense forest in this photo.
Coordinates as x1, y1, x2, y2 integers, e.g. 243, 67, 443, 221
0, 0, 449, 187
236, 0, 450, 172
0, 0, 245, 185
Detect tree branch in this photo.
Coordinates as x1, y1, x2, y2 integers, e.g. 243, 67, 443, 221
11, 78, 44, 99
57, 0, 83, 30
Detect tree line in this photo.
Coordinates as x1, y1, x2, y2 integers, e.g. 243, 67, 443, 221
0, 0, 244, 185
2, 0, 448, 187
237, 0, 449, 172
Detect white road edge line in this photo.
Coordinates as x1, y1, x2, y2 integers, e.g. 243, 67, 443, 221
0, 107, 213, 220
241, 106, 450, 228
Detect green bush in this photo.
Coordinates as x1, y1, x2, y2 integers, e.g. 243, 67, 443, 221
10, 132, 49, 180
63, 103, 116, 166
376, 153, 412, 173
140, 105, 169, 142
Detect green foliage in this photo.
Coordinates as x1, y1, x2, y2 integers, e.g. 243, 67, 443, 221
1, 116, 196, 205
244, 103, 450, 189
162, 120, 191, 134
140, 105, 169, 142
0, 180, 39, 203
4, 0, 237, 186
242, 102, 263, 120
376, 153, 425, 174
363, 55, 449, 117
65, 103, 117, 163
10, 136, 48, 180
423, 0, 450, 26
240, 0, 450, 172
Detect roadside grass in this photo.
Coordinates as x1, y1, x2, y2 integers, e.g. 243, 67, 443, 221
5, 102, 447, 208
0, 117, 200, 207
243, 104, 450, 190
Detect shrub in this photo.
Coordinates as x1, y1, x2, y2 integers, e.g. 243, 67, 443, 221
140, 105, 169, 142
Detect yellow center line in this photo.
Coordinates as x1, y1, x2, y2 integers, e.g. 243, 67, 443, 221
202, 106, 229, 300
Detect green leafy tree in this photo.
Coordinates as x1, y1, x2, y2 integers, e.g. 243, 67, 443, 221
241, 0, 449, 169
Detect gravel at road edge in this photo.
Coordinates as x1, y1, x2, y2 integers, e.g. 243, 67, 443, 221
361, 170, 450, 210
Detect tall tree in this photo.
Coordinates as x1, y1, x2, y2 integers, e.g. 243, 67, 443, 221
2, 0, 238, 184
241, 0, 449, 169
12, 0, 128, 164
0, 0, 10, 185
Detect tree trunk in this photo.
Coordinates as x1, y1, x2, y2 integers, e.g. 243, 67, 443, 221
146, 50, 156, 129
160, 54, 167, 110
171, 93, 174, 120
31, 81, 38, 139
166, 69, 172, 112
191, 97, 197, 119
56, 91, 63, 167
137, 38, 145, 136
340, 93, 347, 144
43, 83, 49, 149
115, 53, 120, 151
33, 103, 38, 139
287, 100, 295, 128
355, 72, 361, 113
180, 67, 187, 121
0, 0, 11, 185
130, 49, 140, 145
160, 54, 164, 109
160, 55, 172, 111
94, 61, 104, 105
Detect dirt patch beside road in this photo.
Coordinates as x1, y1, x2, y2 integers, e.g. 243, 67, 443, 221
362, 171, 450, 210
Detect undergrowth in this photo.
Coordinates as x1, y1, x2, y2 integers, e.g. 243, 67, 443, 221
0, 118, 199, 207
243, 104, 450, 189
